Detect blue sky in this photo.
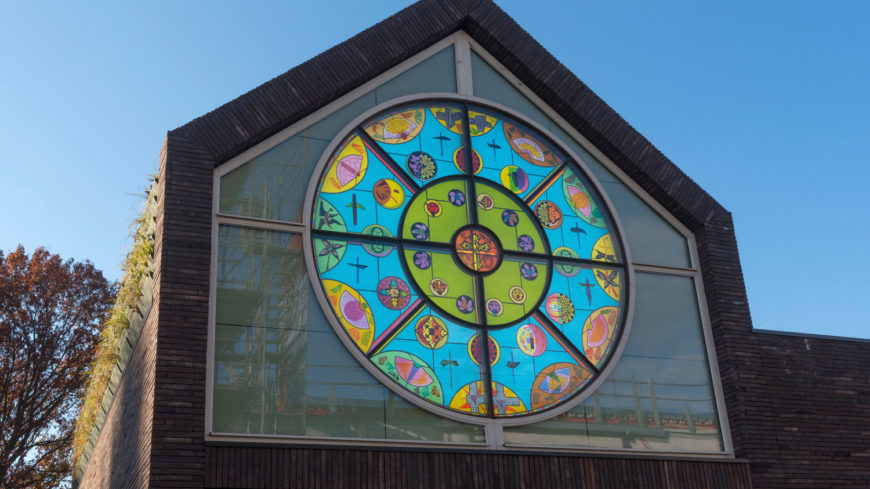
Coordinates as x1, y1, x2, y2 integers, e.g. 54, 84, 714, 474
1, 1, 867, 339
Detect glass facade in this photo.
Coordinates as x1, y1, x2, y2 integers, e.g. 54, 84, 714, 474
504, 273, 722, 450
213, 225, 484, 442
211, 43, 725, 453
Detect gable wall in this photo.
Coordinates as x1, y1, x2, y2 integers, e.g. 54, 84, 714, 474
75, 1, 868, 487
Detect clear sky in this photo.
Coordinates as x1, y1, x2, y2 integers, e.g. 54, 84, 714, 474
1, 1, 867, 339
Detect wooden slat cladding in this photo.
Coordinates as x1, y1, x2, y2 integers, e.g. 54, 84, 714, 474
204, 447, 752, 489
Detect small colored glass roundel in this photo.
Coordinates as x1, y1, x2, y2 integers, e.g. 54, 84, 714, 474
454, 228, 500, 272
308, 100, 629, 423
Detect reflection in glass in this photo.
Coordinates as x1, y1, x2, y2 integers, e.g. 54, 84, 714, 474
219, 134, 329, 223
504, 272, 723, 452
213, 225, 483, 443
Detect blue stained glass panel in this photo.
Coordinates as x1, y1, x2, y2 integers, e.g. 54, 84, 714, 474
469, 107, 566, 203
316, 239, 422, 353
363, 104, 466, 186
374, 307, 487, 414
540, 265, 623, 369
488, 316, 592, 416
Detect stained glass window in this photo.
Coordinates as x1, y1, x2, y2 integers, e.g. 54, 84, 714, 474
307, 99, 631, 423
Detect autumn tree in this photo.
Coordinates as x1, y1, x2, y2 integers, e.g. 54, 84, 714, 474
0, 246, 115, 488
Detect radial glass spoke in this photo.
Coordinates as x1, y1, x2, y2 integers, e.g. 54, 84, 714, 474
541, 263, 623, 369
314, 238, 422, 355
368, 305, 487, 413
314, 133, 416, 236
525, 165, 624, 264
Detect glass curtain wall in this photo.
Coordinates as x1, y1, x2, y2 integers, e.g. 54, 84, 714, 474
211, 43, 726, 453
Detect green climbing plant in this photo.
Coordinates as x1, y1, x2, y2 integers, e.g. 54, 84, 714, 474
72, 175, 158, 468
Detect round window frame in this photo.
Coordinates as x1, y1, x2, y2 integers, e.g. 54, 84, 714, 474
302, 93, 636, 427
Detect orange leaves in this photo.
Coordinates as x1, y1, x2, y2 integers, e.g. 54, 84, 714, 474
0, 245, 115, 487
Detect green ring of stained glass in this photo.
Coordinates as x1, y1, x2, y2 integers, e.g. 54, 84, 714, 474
397, 176, 550, 327
306, 97, 632, 424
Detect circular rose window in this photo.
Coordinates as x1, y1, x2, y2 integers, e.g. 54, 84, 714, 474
306, 98, 631, 423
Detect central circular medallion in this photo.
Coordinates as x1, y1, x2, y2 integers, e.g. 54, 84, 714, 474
454, 227, 501, 273
397, 177, 551, 327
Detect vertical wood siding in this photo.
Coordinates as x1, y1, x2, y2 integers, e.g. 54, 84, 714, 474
203, 447, 753, 489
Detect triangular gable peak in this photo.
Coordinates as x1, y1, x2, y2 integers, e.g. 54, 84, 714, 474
174, 0, 725, 232
213, 33, 695, 271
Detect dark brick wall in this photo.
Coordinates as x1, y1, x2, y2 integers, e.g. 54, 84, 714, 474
77, 307, 156, 489
149, 132, 213, 488
694, 212, 759, 460
742, 333, 870, 488
697, 212, 870, 487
